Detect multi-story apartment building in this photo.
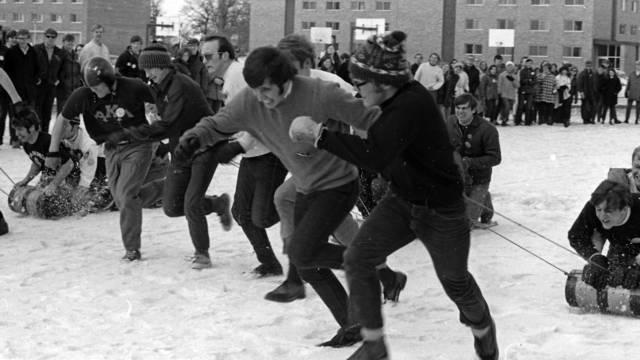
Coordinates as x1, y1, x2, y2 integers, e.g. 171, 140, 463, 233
0, 0, 150, 57
251, 0, 640, 73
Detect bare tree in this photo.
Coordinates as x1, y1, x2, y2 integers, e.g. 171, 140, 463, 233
150, 0, 164, 23
182, 0, 250, 51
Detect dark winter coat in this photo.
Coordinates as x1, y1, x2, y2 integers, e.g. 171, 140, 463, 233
59, 48, 83, 94
33, 43, 65, 86
599, 75, 622, 106
446, 114, 501, 186
4, 44, 40, 103
464, 64, 480, 95
626, 71, 640, 101
440, 72, 459, 107
518, 67, 538, 95
478, 73, 499, 101
115, 48, 144, 79
187, 53, 208, 94
568, 196, 640, 268
577, 69, 597, 99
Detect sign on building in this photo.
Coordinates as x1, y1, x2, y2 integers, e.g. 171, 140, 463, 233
310, 27, 333, 43
155, 16, 181, 37
488, 29, 515, 48
354, 18, 385, 40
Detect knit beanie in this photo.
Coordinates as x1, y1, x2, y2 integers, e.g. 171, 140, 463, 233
138, 44, 172, 70
348, 31, 411, 86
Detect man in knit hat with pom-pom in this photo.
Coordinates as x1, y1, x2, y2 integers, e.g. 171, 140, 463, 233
289, 31, 499, 360
116, 43, 233, 270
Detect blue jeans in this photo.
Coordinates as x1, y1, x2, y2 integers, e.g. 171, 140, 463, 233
232, 153, 287, 264
104, 142, 164, 251
344, 192, 493, 330
162, 147, 219, 254
289, 179, 359, 327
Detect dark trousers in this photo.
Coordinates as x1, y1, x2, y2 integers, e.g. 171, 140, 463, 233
600, 103, 618, 123
514, 92, 535, 125
537, 102, 554, 125
581, 96, 596, 123
484, 98, 499, 123
625, 99, 640, 123
163, 147, 219, 254
344, 192, 493, 330
0, 91, 10, 144
36, 84, 55, 133
289, 179, 360, 327
232, 153, 287, 264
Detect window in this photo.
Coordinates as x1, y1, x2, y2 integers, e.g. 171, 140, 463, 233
496, 47, 514, 56
632, 25, 638, 35
375, 1, 391, 10
301, 21, 316, 30
51, 0, 60, 3
350, 1, 365, 9
633, 1, 638, 12
302, 1, 317, 9
13, 13, 24, 22
32, 0, 43, 3
565, 0, 584, 5
530, 20, 549, 31
620, 24, 627, 34
70, 13, 80, 23
326, 21, 340, 30
529, 45, 548, 56
564, 20, 583, 31
466, 0, 483, 4
70, 0, 83, 2
31, 13, 43, 22
622, 0, 628, 11
464, 43, 483, 55
531, 0, 549, 4
563, 46, 582, 57
465, 19, 481, 30
497, 19, 515, 29
13, 0, 24, 3
50, 13, 62, 22
498, 0, 516, 4
326, 1, 340, 9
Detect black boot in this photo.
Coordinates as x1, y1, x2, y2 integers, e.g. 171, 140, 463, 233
379, 269, 407, 303
347, 337, 389, 360
318, 324, 362, 348
0, 211, 8, 236
264, 280, 305, 302
473, 318, 499, 360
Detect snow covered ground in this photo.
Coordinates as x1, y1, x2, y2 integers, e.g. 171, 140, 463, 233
0, 119, 639, 360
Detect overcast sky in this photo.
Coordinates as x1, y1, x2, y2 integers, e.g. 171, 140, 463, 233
162, 0, 185, 17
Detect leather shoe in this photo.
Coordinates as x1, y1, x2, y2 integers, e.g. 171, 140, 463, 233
264, 280, 305, 302
318, 324, 362, 348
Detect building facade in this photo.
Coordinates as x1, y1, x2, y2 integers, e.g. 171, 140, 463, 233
250, 0, 640, 73
0, 0, 149, 58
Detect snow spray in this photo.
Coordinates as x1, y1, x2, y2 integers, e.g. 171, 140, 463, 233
565, 269, 640, 317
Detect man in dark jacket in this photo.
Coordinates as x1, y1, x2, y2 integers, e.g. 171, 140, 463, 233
119, 44, 232, 269
447, 93, 501, 229
185, 38, 208, 94
34, 28, 66, 133
4, 29, 39, 111
115, 35, 144, 79
568, 180, 640, 291
514, 58, 537, 125
577, 60, 598, 124
57, 34, 83, 115
289, 31, 498, 360
463, 55, 480, 95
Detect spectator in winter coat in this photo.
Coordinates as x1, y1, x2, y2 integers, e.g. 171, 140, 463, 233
185, 38, 208, 94
577, 60, 598, 124
595, 62, 610, 123
463, 55, 480, 95
4, 29, 39, 110
442, 61, 459, 115
172, 48, 192, 77
514, 58, 537, 126
535, 63, 557, 125
568, 180, 640, 291
599, 68, 622, 124
497, 61, 519, 125
478, 65, 500, 124
319, 44, 340, 73
410, 53, 423, 75
624, 60, 640, 124
115, 35, 145, 79
34, 28, 66, 133
57, 34, 83, 115
414, 52, 444, 102
553, 66, 572, 127
447, 94, 501, 229
336, 52, 351, 84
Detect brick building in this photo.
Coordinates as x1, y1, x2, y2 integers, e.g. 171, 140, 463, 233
250, 0, 640, 73
0, 0, 150, 58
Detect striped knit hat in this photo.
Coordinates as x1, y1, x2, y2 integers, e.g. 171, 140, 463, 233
349, 31, 411, 86
138, 44, 172, 70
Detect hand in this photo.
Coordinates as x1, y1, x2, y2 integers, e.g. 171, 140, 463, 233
623, 266, 640, 289
289, 116, 323, 144
174, 132, 201, 162
582, 254, 609, 290
212, 140, 244, 164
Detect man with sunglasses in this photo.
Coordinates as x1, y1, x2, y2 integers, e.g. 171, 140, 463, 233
34, 28, 66, 133
175, 46, 380, 347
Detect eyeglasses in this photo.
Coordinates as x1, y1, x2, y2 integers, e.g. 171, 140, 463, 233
203, 53, 221, 61
45, 35, 56, 39
352, 80, 368, 91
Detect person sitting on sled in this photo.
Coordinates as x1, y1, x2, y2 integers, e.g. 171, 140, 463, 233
568, 180, 640, 290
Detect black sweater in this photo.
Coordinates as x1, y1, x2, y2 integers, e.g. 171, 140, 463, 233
317, 80, 463, 207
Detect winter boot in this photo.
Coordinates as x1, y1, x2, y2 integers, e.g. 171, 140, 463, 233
318, 324, 362, 348
191, 252, 213, 270
252, 262, 283, 277
264, 280, 305, 302
347, 337, 389, 360
472, 318, 499, 360
380, 270, 407, 303
122, 249, 141, 261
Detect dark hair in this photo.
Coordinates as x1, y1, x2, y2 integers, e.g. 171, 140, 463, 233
632, 145, 640, 160
277, 34, 315, 69
202, 34, 236, 60
454, 93, 478, 110
429, 52, 440, 61
493, 54, 503, 61
91, 24, 104, 32
590, 180, 633, 211
488, 64, 497, 72
7, 30, 17, 38
62, 34, 75, 42
243, 46, 298, 92
11, 108, 40, 131
17, 29, 30, 38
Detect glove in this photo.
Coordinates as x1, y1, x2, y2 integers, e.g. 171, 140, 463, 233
289, 116, 323, 144
607, 266, 626, 288
582, 254, 609, 290
174, 133, 201, 162
506, 75, 514, 81
212, 140, 244, 164
622, 266, 640, 289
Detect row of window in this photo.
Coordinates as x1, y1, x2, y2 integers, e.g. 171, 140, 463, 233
1, 0, 82, 3
301, 21, 390, 31
302, 1, 391, 11
621, 0, 640, 12
619, 24, 639, 35
465, 19, 584, 31
464, 43, 583, 57
0, 12, 80, 23
467, 0, 584, 5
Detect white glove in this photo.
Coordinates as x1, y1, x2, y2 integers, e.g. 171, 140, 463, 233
289, 116, 323, 144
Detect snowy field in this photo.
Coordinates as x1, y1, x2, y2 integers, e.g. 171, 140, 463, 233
1, 119, 639, 360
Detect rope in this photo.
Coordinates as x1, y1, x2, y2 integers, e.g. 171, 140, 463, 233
0, 187, 9, 197
0, 167, 16, 185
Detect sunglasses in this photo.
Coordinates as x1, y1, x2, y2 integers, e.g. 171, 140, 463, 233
352, 80, 368, 91
45, 35, 57, 39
